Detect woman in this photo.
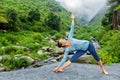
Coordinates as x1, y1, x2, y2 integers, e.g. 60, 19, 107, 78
53, 14, 108, 75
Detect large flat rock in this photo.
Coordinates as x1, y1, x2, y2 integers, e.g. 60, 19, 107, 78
0, 63, 120, 80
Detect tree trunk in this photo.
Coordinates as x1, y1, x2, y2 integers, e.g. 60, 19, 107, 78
112, 10, 120, 30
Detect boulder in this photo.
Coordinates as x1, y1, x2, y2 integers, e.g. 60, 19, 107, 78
32, 61, 43, 68
49, 39, 56, 45
0, 67, 5, 72
20, 56, 35, 64
44, 57, 57, 63
52, 46, 64, 54
68, 55, 96, 64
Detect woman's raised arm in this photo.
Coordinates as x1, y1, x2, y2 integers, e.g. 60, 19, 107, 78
68, 14, 75, 38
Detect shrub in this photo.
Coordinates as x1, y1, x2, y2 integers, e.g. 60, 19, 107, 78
99, 30, 120, 63
0, 49, 4, 55
49, 30, 58, 35
15, 49, 25, 54
1, 57, 31, 70
28, 53, 49, 61
3, 46, 25, 55
38, 54, 49, 60
55, 33, 62, 39
6, 9, 20, 31
46, 12, 61, 31
97, 49, 112, 65
27, 9, 40, 22
0, 37, 10, 46
114, 5, 120, 11
5, 34, 18, 44
26, 43, 40, 52
32, 33, 43, 42
20, 22, 31, 30
4, 46, 17, 55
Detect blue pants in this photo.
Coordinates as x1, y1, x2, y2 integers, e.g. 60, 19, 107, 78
70, 42, 100, 62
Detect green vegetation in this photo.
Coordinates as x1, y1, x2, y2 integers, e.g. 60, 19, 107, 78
0, 31, 50, 70
0, 0, 72, 32
115, 5, 120, 11
1, 57, 31, 70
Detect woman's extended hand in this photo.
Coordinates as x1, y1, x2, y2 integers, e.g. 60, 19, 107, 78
71, 14, 75, 20
53, 67, 63, 73
53, 67, 59, 72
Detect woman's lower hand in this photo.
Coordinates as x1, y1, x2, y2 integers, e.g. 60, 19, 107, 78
53, 67, 63, 73
57, 68, 63, 72
53, 67, 59, 72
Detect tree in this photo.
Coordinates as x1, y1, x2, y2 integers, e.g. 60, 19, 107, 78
28, 9, 40, 22
102, 0, 120, 28
46, 12, 61, 31
7, 9, 20, 31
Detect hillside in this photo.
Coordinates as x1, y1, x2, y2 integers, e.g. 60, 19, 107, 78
0, 0, 74, 32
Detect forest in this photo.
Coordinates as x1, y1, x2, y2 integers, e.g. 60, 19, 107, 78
0, 0, 120, 70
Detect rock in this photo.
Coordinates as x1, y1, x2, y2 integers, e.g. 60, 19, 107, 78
0, 30, 7, 33
93, 42, 101, 50
45, 57, 57, 63
2, 55, 11, 59
37, 50, 43, 55
68, 55, 96, 64
56, 55, 63, 61
49, 39, 56, 45
20, 56, 35, 64
91, 36, 101, 50
0, 56, 2, 61
50, 59, 57, 63
13, 46, 29, 50
65, 32, 69, 36
16, 42, 19, 45
15, 54, 22, 58
0, 67, 5, 72
42, 46, 52, 52
0, 64, 3, 67
50, 36, 56, 40
52, 46, 64, 54
32, 61, 43, 68
35, 42, 39, 45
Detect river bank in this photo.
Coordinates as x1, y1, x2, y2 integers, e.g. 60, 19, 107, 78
0, 63, 120, 80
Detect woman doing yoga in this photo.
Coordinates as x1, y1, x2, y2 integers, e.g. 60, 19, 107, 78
53, 14, 108, 75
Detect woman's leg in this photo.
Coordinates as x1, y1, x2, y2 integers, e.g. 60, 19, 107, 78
60, 50, 86, 70
88, 42, 108, 75
97, 60, 109, 74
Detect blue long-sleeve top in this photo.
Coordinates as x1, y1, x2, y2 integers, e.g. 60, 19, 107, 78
59, 21, 90, 66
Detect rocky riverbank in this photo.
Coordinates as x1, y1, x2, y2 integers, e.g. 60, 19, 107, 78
0, 63, 120, 80
0, 37, 100, 72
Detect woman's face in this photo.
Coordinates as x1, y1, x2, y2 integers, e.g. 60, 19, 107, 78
59, 39, 67, 47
